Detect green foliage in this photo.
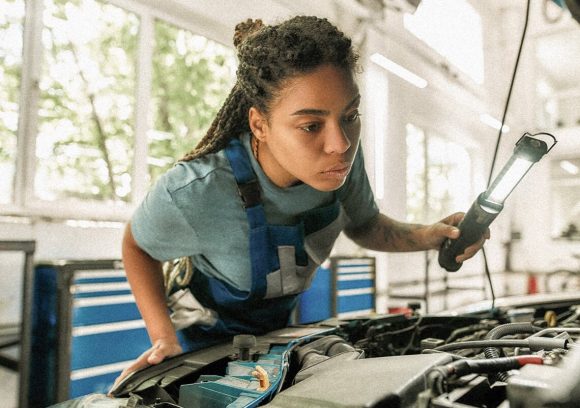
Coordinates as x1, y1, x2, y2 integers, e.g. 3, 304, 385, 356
0, 0, 24, 166
148, 19, 236, 184
36, 0, 138, 202
2, 0, 236, 205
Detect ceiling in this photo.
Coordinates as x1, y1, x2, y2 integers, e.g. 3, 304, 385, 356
535, 27, 580, 91
533, 1, 580, 93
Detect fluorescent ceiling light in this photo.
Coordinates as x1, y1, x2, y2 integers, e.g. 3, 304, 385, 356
479, 113, 510, 133
370, 52, 428, 89
560, 160, 579, 175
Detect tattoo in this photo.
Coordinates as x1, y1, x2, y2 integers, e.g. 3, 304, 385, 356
381, 222, 421, 251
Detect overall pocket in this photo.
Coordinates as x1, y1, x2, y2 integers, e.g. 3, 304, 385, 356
167, 288, 219, 330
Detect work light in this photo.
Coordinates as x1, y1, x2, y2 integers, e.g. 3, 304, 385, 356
438, 132, 557, 272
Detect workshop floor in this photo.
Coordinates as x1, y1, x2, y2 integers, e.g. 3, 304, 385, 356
0, 339, 19, 408
0, 366, 17, 408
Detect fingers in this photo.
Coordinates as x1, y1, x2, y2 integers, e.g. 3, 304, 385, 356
144, 342, 181, 365
445, 225, 460, 240
439, 212, 465, 227
432, 212, 464, 245
109, 352, 151, 394
109, 340, 182, 395
435, 213, 491, 265
455, 233, 488, 263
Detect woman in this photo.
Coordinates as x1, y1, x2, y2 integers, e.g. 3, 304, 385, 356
117, 16, 487, 385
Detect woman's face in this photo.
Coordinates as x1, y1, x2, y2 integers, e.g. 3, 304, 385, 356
250, 64, 361, 192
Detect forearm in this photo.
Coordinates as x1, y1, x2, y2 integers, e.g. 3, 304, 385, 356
345, 213, 432, 252
122, 223, 178, 344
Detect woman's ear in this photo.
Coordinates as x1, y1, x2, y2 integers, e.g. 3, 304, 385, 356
248, 107, 268, 141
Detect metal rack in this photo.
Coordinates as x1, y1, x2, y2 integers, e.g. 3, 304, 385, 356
387, 253, 486, 313
0, 240, 36, 408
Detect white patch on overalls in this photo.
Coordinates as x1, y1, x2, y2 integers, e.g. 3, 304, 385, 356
264, 207, 347, 299
167, 288, 219, 330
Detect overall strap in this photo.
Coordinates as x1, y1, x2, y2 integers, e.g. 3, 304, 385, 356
224, 138, 269, 299
225, 138, 266, 228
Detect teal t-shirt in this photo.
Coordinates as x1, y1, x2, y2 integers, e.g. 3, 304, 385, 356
131, 133, 378, 292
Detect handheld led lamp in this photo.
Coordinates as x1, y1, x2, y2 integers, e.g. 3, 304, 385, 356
438, 132, 557, 272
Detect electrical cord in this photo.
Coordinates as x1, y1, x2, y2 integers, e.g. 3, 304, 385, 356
482, 0, 531, 313
486, 0, 531, 186
482, 247, 496, 311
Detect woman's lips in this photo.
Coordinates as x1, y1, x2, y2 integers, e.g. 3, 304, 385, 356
321, 163, 351, 179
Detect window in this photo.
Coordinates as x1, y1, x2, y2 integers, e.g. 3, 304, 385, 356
0, 0, 25, 204
406, 124, 472, 223
551, 157, 580, 239
406, 124, 426, 223
35, 0, 139, 203
148, 19, 236, 185
404, 0, 484, 84
1, 0, 237, 219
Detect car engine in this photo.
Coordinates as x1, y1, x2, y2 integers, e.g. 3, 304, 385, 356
103, 293, 580, 408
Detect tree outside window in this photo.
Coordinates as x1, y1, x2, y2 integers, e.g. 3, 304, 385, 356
148, 19, 236, 185
35, 0, 139, 203
0, 0, 25, 204
2, 0, 240, 219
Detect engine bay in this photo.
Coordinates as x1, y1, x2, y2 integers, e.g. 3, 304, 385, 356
106, 293, 580, 408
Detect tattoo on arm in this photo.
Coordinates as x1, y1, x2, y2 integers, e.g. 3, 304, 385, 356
381, 222, 422, 251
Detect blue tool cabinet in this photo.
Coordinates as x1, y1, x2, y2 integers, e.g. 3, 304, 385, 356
298, 257, 375, 323
332, 257, 376, 318
29, 260, 150, 407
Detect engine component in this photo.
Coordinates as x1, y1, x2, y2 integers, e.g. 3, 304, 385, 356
508, 346, 580, 407
58, 295, 580, 408
266, 354, 453, 408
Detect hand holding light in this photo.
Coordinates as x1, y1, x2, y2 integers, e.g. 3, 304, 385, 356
438, 132, 557, 272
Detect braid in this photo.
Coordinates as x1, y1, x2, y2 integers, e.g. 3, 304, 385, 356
181, 16, 358, 162
181, 83, 250, 161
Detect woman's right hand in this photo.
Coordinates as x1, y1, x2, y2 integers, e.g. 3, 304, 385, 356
109, 338, 183, 394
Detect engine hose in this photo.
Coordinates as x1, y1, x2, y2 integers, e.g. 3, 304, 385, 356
448, 355, 543, 377
432, 337, 568, 353
445, 322, 497, 344
483, 323, 542, 382
530, 327, 580, 338
427, 354, 543, 395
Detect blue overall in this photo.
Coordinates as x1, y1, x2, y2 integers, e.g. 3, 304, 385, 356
175, 138, 343, 351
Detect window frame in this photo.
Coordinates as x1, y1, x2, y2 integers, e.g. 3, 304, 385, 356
402, 0, 485, 85
4, 0, 234, 221
550, 152, 580, 240
405, 122, 476, 224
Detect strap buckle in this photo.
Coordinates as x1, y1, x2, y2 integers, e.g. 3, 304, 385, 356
238, 180, 261, 208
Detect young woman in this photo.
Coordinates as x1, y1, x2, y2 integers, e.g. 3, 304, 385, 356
117, 16, 488, 385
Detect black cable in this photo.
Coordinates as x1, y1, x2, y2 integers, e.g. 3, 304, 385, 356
482, 247, 496, 311
482, 0, 531, 313
486, 0, 531, 187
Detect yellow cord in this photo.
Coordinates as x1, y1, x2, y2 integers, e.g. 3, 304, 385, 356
163, 257, 193, 296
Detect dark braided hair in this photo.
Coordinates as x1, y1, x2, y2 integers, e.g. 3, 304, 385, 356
181, 16, 359, 161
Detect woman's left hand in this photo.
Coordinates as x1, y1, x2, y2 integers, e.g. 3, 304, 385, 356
423, 212, 490, 263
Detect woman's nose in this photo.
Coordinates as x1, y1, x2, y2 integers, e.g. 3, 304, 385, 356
324, 122, 351, 154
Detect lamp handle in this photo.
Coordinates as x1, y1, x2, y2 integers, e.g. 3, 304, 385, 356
438, 195, 501, 272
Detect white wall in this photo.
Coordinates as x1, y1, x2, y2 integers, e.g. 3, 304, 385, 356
510, 128, 580, 273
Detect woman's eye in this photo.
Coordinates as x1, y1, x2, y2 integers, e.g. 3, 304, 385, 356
344, 111, 361, 123
300, 123, 321, 133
